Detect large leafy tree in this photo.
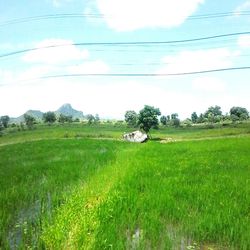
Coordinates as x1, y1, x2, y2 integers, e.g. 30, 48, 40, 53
0, 115, 10, 128
43, 112, 56, 124
125, 110, 138, 127
24, 114, 36, 129
204, 105, 222, 118
230, 106, 249, 121
138, 105, 161, 136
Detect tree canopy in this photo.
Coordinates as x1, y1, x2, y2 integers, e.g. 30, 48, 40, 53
0, 115, 10, 128
125, 110, 138, 127
138, 105, 161, 135
230, 106, 249, 121
24, 114, 36, 129
43, 112, 56, 124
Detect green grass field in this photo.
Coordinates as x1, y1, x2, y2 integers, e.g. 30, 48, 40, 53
0, 123, 249, 249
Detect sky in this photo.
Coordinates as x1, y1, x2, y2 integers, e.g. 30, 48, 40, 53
0, 0, 250, 119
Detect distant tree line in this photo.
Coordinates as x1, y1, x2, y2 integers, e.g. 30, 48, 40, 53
0, 111, 102, 134
190, 106, 249, 124
124, 105, 249, 135
0, 105, 249, 136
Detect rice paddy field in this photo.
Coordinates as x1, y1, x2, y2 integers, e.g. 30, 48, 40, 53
0, 123, 250, 249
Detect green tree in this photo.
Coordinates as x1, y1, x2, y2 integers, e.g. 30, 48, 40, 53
204, 106, 222, 118
171, 113, 178, 120
86, 114, 95, 125
43, 112, 56, 125
204, 106, 223, 123
0, 121, 4, 136
138, 105, 161, 136
197, 113, 205, 123
0, 115, 10, 128
170, 113, 180, 127
24, 114, 36, 129
191, 112, 198, 123
125, 110, 138, 127
230, 107, 249, 121
94, 114, 100, 124
58, 114, 67, 123
160, 115, 167, 125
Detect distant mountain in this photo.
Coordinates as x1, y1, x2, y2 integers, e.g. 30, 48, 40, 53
25, 110, 44, 120
10, 104, 84, 123
56, 103, 84, 119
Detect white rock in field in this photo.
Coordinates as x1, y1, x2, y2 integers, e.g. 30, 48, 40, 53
123, 130, 148, 143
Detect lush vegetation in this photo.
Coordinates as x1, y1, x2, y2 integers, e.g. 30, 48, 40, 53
0, 123, 249, 249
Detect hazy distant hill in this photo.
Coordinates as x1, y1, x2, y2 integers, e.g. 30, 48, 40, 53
10, 110, 44, 123
56, 103, 84, 119
10, 104, 84, 123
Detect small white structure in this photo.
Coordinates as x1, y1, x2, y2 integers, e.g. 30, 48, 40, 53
123, 130, 148, 143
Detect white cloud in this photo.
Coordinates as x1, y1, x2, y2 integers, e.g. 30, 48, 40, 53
22, 39, 89, 64
237, 35, 250, 48
157, 48, 237, 74
234, 0, 250, 14
67, 60, 110, 74
96, 0, 204, 31
192, 76, 226, 93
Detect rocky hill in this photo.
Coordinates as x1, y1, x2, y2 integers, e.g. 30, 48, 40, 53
10, 104, 84, 123
56, 104, 84, 119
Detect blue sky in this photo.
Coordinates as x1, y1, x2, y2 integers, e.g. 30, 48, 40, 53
0, 0, 250, 119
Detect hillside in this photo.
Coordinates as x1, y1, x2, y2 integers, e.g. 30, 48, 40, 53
10, 104, 84, 123
56, 103, 84, 119
10, 110, 44, 123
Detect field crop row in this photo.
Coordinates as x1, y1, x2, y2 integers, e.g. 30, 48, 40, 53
0, 129, 249, 249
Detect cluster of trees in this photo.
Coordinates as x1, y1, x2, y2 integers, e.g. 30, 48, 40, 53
0, 111, 101, 133
125, 106, 181, 133
85, 114, 100, 125
125, 105, 161, 136
125, 105, 249, 135
190, 106, 249, 124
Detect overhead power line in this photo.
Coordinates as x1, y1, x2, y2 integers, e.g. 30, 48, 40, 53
37, 66, 250, 79
1, 31, 250, 59
0, 11, 250, 27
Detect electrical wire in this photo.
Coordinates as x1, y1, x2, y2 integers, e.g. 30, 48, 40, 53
36, 66, 250, 79
0, 11, 250, 27
1, 31, 250, 59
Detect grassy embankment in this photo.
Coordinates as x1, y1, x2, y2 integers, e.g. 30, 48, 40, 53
0, 123, 249, 249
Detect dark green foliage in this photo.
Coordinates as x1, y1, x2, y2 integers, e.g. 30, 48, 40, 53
43, 112, 56, 124
0, 115, 10, 128
191, 112, 198, 123
58, 114, 73, 123
24, 114, 36, 129
160, 115, 167, 125
204, 106, 222, 119
230, 106, 249, 121
86, 114, 95, 125
197, 113, 205, 123
0, 121, 3, 136
171, 113, 178, 120
138, 105, 161, 134
172, 117, 180, 127
125, 110, 138, 127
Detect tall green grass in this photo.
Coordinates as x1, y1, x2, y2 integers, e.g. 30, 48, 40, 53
42, 138, 250, 249
0, 139, 133, 249
0, 125, 249, 249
